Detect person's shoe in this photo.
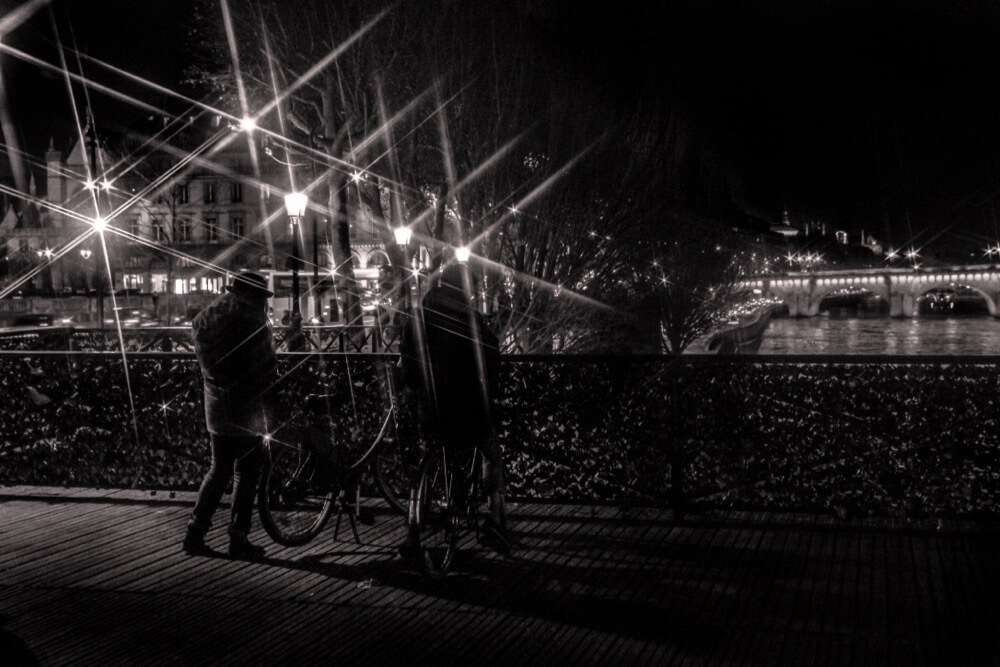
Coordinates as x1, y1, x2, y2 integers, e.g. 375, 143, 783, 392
228, 535, 266, 561
479, 517, 512, 557
182, 531, 212, 557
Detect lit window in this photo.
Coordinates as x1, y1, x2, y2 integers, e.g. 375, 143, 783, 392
150, 272, 167, 293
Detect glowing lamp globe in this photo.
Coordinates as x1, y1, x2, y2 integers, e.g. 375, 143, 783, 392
393, 226, 412, 246
455, 246, 471, 263
284, 193, 308, 218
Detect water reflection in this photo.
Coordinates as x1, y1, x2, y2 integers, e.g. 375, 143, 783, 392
758, 314, 1000, 355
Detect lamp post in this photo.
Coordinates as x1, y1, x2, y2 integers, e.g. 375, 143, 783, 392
79, 247, 99, 326
284, 192, 308, 350
79, 248, 92, 291
36, 247, 54, 294
394, 226, 413, 312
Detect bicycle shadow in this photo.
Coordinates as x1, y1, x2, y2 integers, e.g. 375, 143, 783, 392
261, 530, 724, 651
0, 615, 39, 667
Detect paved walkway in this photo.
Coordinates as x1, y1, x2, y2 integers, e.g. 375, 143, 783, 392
0, 486, 999, 665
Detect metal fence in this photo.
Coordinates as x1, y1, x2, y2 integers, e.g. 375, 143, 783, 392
0, 324, 401, 354
1, 350, 998, 520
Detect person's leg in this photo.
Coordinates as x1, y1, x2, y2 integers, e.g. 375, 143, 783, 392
228, 436, 263, 538
185, 434, 238, 550
479, 427, 506, 527
477, 427, 512, 556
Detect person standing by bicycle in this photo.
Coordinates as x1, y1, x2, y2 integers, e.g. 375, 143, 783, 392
401, 261, 511, 555
183, 271, 277, 560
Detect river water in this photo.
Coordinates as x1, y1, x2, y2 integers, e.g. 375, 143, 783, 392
756, 314, 1000, 355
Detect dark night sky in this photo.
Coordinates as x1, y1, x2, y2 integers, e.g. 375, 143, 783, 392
5, 0, 1000, 252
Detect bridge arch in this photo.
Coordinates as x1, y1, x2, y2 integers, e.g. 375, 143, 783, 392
806, 275, 889, 316
909, 281, 998, 317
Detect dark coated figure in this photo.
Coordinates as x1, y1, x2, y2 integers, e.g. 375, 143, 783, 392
401, 262, 511, 554
183, 271, 277, 560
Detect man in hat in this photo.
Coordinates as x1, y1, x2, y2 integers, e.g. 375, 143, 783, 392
183, 271, 276, 560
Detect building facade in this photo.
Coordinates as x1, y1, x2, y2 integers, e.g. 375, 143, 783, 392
12, 126, 395, 322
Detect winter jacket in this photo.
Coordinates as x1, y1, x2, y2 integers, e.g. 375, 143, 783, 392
192, 291, 278, 437
401, 282, 500, 441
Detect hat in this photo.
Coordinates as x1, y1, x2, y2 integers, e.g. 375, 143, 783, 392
227, 271, 273, 298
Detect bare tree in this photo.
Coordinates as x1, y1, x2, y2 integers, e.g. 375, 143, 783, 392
184, 1, 749, 354
186, 0, 410, 328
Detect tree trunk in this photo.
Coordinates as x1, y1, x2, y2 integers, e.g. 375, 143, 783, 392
328, 173, 363, 328
429, 183, 448, 272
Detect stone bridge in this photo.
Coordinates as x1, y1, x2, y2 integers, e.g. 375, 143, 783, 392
741, 265, 1000, 317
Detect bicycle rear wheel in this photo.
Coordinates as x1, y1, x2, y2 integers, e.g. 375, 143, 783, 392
409, 448, 463, 579
258, 443, 335, 546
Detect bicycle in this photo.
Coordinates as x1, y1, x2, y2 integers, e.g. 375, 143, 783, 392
408, 441, 486, 579
257, 362, 420, 547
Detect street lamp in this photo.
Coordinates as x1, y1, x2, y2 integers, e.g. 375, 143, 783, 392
455, 246, 471, 263
284, 192, 308, 350
79, 247, 102, 326
393, 225, 412, 246
394, 226, 414, 311
36, 247, 56, 294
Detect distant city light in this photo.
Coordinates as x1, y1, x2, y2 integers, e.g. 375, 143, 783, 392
350, 170, 364, 183
100, 179, 112, 191
84, 179, 96, 190
92, 217, 107, 231
239, 116, 257, 133
455, 246, 471, 263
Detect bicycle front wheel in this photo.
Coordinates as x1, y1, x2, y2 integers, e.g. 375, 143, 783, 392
409, 448, 462, 579
258, 443, 335, 546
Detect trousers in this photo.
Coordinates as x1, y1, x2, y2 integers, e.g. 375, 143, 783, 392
187, 434, 263, 538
